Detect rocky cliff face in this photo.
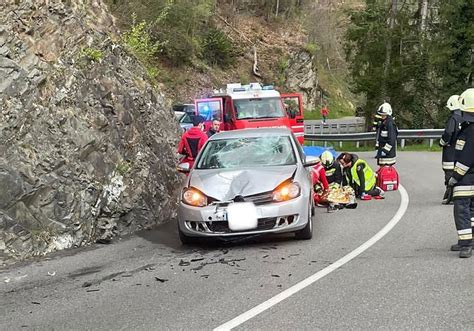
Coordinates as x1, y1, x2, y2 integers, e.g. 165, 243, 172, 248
0, 0, 182, 262
285, 51, 319, 111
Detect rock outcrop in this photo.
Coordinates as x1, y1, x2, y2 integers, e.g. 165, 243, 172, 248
285, 51, 319, 111
0, 0, 181, 261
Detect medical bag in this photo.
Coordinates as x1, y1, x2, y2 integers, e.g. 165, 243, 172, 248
376, 165, 399, 191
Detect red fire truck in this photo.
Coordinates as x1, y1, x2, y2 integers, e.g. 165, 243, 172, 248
194, 83, 305, 144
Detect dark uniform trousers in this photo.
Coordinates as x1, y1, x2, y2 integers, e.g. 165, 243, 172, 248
452, 122, 474, 247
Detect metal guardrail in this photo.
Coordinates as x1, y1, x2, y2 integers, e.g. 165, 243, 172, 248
304, 129, 444, 148
305, 118, 366, 134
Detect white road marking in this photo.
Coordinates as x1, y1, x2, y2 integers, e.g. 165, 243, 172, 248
214, 185, 410, 330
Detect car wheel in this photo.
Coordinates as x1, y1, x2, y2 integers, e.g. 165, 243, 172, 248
178, 226, 199, 245
295, 202, 313, 240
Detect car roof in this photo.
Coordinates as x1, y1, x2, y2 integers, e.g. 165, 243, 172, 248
208, 127, 293, 140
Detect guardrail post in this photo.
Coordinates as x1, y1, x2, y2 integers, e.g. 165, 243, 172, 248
429, 139, 433, 148
339, 141, 342, 148
356, 141, 360, 148
401, 139, 405, 149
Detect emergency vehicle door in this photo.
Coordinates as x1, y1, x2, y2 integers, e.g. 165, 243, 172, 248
281, 93, 304, 144
194, 98, 224, 132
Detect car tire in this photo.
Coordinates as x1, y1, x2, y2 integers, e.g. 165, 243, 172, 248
178, 226, 199, 245
295, 202, 313, 240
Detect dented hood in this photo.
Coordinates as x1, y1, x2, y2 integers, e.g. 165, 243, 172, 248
189, 165, 297, 201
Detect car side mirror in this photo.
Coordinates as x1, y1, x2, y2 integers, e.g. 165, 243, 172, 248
177, 162, 191, 173
304, 155, 320, 167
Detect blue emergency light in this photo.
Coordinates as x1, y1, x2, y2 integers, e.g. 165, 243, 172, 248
233, 87, 246, 92
262, 85, 274, 90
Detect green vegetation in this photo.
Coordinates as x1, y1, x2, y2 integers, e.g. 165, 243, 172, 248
116, 160, 132, 176
203, 28, 235, 66
80, 47, 104, 62
122, 16, 163, 64
302, 42, 318, 56
344, 0, 474, 129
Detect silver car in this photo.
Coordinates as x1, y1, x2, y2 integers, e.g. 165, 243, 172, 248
177, 128, 318, 244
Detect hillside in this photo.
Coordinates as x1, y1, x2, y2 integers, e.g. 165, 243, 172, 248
106, 0, 362, 118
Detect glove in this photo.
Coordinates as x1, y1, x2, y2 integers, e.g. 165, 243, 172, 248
447, 177, 458, 187
380, 151, 387, 157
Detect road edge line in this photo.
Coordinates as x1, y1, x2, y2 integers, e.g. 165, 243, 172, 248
214, 184, 410, 331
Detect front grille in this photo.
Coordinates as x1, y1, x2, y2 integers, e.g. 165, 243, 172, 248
243, 192, 273, 205
205, 217, 277, 233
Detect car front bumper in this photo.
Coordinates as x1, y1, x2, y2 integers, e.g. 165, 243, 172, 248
177, 196, 310, 238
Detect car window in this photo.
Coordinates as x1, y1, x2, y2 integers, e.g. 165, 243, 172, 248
180, 113, 193, 124
197, 136, 296, 169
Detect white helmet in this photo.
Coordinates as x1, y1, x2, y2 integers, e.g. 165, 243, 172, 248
459, 88, 474, 113
446, 95, 460, 111
377, 102, 392, 116
320, 150, 334, 168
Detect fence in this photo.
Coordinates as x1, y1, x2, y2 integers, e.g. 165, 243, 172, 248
305, 118, 366, 135
304, 129, 444, 149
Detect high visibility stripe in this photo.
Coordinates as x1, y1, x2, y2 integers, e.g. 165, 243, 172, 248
378, 157, 396, 164
455, 139, 465, 151
453, 186, 474, 198
440, 138, 447, 146
459, 234, 472, 240
454, 167, 467, 176
325, 169, 335, 175
458, 229, 472, 235
380, 131, 388, 137
442, 162, 455, 170
456, 162, 469, 171
294, 132, 304, 137
383, 144, 393, 152
291, 125, 305, 129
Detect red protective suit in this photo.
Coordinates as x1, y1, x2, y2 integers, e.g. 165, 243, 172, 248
177, 127, 208, 169
311, 163, 329, 204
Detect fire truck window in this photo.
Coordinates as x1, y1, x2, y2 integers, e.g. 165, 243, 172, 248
197, 100, 222, 121
234, 97, 285, 119
284, 98, 300, 118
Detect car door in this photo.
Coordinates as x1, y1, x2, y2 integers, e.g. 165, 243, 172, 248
281, 93, 304, 144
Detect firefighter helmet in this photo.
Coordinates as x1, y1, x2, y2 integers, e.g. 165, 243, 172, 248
459, 88, 474, 113
446, 95, 460, 111
377, 102, 392, 116
320, 150, 334, 168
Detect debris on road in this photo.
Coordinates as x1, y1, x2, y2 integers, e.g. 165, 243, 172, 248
47, 271, 56, 276
31, 302, 41, 305
155, 277, 169, 283
82, 281, 92, 288
271, 274, 280, 278
86, 289, 100, 292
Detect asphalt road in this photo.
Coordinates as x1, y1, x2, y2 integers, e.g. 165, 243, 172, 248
1, 152, 474, 330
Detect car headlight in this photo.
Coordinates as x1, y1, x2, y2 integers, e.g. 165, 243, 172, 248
182, 188, 207, 207
272, 181, 301, 202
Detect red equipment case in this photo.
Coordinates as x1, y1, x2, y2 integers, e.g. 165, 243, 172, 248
376, 166, 399, 191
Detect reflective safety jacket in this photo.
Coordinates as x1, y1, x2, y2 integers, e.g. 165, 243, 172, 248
348, 159, 376, 195
177, 127, 208, 166
440, 110, 463, 171
452, 122, 474, 199
324, 162, 344, 186
376, 116, 397, 165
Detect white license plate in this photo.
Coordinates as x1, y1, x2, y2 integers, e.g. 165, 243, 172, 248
227, 202, 258, 231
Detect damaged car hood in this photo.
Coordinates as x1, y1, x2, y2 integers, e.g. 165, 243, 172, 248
189, 165, 297, 201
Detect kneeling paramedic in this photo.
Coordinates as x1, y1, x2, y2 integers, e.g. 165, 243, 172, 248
311, 157, 329, 205
321, 150, 344, 186
448, 88, 474, 258
339, 153, 383, 199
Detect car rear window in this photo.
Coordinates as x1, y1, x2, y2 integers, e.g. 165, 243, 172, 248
196, 136, 296, 169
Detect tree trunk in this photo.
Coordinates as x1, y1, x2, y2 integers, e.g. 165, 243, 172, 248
420, 0, 429, 32
275, 0, 280, 17
382, 0, 398, 97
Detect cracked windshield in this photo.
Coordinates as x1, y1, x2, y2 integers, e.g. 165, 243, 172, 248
197, 136, 296, 169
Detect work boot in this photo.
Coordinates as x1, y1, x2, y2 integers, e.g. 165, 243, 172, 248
459, 246, 472, 258
450, 242, 474, 251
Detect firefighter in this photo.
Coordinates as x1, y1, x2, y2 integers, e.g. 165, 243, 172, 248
448, 88, 474, 258
439, 95, 463, 204
320, 150, 344, 186
375, 102, 398, 166
339, 153, 383, 199
177, 115, 208, 169
311, 158, 329, 205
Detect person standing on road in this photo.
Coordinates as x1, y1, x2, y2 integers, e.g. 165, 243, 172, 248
448, 88, 474, 258
207, 119, 221, 137
320, 104, 329, 124
177, 115, 208, 169
375, 102, 397, 166
439, 95, 463, 205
